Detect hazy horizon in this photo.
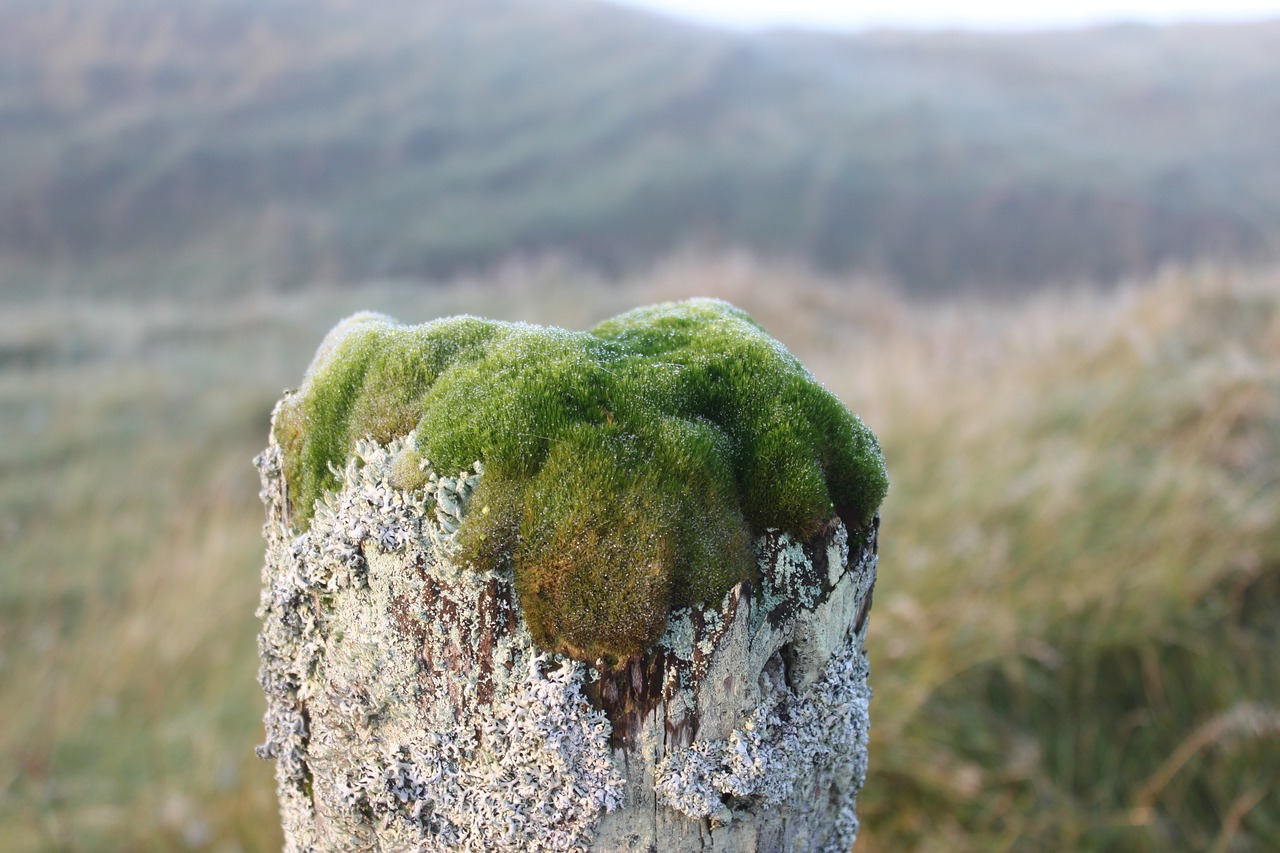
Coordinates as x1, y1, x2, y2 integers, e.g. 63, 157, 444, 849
609, 0, 1280, 31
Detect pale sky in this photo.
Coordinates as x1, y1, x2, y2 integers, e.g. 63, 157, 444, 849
609, 0, 1280, 30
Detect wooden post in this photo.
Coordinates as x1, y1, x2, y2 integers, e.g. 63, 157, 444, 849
256, 430, 878, 852
255, 301, 888, 851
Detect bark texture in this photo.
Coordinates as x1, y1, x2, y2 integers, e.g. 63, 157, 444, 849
256, 428, 878, 852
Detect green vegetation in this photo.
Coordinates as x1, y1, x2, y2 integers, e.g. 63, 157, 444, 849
2, 0, 1280, 298
2, 262, 1276, 850
277, 299, 886, 662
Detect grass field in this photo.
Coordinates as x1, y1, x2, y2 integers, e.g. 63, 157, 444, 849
1, 259, 1276, 850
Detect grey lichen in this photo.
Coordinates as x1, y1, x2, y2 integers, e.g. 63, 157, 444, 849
256, 425, 624, 852
256, 416, 878, 851
653, 628, 871, 846
600, 525, 874, 849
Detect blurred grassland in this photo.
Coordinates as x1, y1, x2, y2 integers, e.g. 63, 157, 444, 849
1, 259, 1277, 850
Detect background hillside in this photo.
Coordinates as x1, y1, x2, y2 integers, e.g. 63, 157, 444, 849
3, 1, 1279, 850
3, 0, 1280, 298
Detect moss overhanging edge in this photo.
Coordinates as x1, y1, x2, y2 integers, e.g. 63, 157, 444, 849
273, 298, 887, 662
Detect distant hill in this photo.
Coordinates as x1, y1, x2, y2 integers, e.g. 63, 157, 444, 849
3, 0, 1280, 297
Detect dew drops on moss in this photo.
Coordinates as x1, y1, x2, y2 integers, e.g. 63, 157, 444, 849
276, 298, 888, 663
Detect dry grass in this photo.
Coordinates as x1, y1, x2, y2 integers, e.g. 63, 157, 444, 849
1, 259, 1276, 850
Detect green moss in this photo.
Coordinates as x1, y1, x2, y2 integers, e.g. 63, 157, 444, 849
276, 299, 887, 663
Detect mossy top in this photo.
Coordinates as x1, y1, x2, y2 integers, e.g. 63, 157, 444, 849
276, 298, 886, 664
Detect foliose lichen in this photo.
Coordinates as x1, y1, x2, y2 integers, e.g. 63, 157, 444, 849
274, 298, 887, 662
256, 437, 625, 853
653, 628, 871, 846
257, 423, 878, 850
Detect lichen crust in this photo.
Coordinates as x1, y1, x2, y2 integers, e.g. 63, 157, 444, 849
256, 422, 878, 851
273, 298, 887, 663
256, 433, 626, 852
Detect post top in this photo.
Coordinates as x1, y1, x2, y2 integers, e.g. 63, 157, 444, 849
274, 298, 886, 662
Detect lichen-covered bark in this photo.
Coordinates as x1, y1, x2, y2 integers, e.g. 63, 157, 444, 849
589, 519, 877, 853
256, 421, 877, 852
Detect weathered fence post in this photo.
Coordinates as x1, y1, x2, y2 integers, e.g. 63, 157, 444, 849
255, 300, 886, 852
